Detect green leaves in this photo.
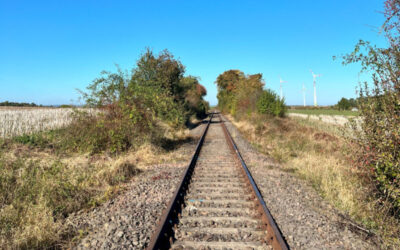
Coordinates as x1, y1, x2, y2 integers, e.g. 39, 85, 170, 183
256, 89, 286, 117
342, 0, 400, 212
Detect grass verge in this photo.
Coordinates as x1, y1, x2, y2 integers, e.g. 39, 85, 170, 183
228, 113, 399, 248
0, 129, 190, 249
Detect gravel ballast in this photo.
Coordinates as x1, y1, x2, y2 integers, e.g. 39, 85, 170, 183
68, 163, 186, 249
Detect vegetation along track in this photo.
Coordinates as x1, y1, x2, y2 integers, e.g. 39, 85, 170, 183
148, 113, 288, 250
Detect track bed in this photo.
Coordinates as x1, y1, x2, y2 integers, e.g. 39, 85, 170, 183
148, 114, 287, 250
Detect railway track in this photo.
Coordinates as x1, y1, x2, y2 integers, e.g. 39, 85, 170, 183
148, 113, 288, 250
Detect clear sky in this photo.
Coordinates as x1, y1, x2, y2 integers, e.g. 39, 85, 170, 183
0, 0, 388, 106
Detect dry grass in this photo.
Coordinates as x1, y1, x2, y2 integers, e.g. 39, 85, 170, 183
0, 128, 190, 249
228, 114, 400, 248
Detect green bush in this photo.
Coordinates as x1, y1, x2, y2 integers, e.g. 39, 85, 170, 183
341, 0, 400, 213
256, 89, 286, 117
60, 109, 154, 154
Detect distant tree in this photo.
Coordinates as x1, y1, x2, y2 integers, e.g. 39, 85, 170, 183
0, 101, 38, 107
348, 98, 357, 107
215, 70, 244, 113
337, 98, 351, 110
59, 104, 74, 108
215, 70, 265, 117
335, 97, 358, 110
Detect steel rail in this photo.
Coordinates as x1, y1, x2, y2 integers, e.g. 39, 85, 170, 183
147, 113, 214, 250
219, 114, 289, 250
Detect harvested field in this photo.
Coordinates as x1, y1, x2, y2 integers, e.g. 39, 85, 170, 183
0, 108, 74, 138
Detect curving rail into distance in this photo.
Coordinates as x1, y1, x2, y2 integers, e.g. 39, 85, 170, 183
147, 113, 289, 250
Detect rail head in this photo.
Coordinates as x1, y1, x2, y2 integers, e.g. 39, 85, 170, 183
146, 113, 214, 250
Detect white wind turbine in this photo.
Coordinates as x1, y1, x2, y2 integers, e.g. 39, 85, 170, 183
310, 70, 322, 107
302, 83, 306, 107
279, 77, 287, 100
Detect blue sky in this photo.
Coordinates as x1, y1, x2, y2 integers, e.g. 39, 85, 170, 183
0, 0, 388, 106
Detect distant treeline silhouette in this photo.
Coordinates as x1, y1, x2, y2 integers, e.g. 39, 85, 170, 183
0, 101, 42, 107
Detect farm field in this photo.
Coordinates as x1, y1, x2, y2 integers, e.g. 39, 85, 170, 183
0, 107, 73, 138
0, 107, 95, 138
288, 108, 359, 116
287, 112, 356, 127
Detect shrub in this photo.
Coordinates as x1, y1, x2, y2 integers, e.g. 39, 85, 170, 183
341, 0, 400, 212
60, 108, 155, 154
256, 89, 286, 117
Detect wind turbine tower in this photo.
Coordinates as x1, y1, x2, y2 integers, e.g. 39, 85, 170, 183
310, 70, 321, 107
302, 83, 306, 107
279, 77, 287, 100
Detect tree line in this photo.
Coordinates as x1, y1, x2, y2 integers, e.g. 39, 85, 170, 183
0, 101, 41, 107
335, 97, 358, 110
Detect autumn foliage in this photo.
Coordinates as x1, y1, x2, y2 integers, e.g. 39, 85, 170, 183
216, 70, 285, 118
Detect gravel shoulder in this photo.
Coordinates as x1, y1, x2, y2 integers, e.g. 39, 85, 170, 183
65, 122, 206, 249
222, 116, 378, 249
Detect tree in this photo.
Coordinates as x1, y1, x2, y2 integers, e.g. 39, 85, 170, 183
215, 70, 244, 113
337, 97, 351, 110
215, 70, 265, 117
